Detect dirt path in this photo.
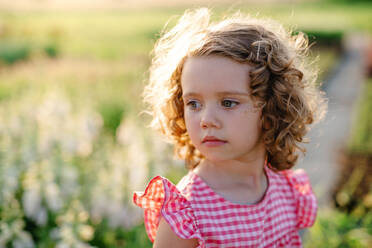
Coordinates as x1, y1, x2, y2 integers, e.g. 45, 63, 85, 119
297, 33, 370, 207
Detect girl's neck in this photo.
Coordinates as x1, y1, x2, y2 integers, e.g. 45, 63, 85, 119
192, 155, 268, 205
193, 154, 267, 190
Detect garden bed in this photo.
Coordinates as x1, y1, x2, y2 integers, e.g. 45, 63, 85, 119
333, 152, 372, 213
332, 64, 372, 215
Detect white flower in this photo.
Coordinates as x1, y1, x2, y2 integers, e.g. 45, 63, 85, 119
45, 182, 63, 211
22, 189, 42, 221
117, 118, 149, 192
11, 232, 34, 248
0, 222, 12, 246
127, 140, 149, 192
77, 211, 89, 223
50, 227, 61, 239
78, 225, 94, 241
34, 207, 48, 226
60, 165, 78, 197
106, 201, 126, 228
56, 242, 70, 248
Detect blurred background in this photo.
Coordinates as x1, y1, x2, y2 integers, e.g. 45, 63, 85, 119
0, 0, 371, 247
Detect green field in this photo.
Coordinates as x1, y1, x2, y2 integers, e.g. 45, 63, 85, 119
0, 0, 371, 247
349, 78, 372, 153
2, 1, 367, 117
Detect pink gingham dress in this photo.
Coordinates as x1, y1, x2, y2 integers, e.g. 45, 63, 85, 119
133, 165, 317, 247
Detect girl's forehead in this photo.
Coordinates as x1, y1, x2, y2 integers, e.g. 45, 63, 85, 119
182, 55, 251, 74
181, 56, 252, 94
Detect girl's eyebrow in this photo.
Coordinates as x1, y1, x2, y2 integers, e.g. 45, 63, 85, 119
182, 92, 201, 98
183, 91, 250, 98
216, 91, 250, 97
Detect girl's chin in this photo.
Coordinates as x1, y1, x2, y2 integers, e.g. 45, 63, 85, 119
201, 154, 232, 163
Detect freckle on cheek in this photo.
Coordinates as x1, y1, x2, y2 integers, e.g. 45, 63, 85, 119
243, 109, 251, 115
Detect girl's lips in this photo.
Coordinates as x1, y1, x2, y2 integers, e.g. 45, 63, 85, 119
202, 136, 227, 147
203, 140, 227, 147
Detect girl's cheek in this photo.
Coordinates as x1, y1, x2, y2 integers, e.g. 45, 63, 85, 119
242, 105, 261, 115
189, 115, 200, 127
184, 112, 198, 128
190, 117, 201, 132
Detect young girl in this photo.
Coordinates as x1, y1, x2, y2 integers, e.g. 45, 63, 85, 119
133, 8, 326, 248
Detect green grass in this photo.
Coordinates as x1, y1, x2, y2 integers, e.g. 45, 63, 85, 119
0, 9, 172, 60
307, 46, 339, 85
43, 42, 59, 58
0, 1, 362, 113
0, 39, 31, 64
348, 79, 372, 153
0, 2, 371, 61
305, 207, 372, 248
91, 220, 152, 248
237, 2, 372, 33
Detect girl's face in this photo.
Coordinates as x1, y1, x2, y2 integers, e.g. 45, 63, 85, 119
181, 55, 265, 163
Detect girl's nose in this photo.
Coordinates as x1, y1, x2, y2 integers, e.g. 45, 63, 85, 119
200, 108, 221, 129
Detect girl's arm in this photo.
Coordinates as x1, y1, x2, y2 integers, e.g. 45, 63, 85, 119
153, 218, 199, 248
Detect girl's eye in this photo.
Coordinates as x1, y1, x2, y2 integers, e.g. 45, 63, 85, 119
221, 99, 239, 108
186, 100, 201, 110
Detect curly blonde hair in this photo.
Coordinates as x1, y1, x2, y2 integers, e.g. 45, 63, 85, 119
143, 8, 327, 171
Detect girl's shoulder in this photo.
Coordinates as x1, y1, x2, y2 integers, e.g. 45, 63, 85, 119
268, 167, 318, 229
133, 173, 204, 246
176, 171, 205, 199
270, 167, 314, 197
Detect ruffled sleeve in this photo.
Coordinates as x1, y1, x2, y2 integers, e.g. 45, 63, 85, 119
284, 169, 318, 229
133, 176, 204, 247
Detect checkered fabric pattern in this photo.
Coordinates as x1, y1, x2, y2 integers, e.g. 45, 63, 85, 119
133, 165, 317, 248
